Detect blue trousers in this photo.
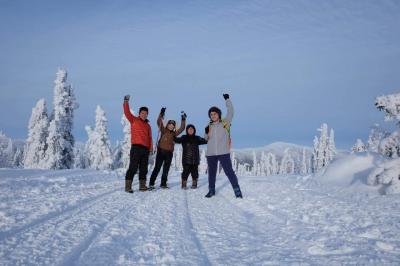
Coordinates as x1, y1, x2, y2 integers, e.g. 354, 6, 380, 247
207, 153, 240, 192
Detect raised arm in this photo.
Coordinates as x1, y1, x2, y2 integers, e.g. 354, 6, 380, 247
123, 95, 136, 123
176, 113, 187, 136
223, 94, 234, 124
157, 114, 166, 133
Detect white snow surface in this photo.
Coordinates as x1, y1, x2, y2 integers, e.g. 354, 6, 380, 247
0, 168, 400, 265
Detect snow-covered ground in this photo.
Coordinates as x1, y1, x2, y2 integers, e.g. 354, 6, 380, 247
0, 168, 400, 265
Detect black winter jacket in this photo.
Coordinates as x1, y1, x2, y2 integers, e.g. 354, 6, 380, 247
174, 135, 207, 165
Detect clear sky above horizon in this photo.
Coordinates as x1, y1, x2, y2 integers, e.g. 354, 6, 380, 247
0, 0, 399, 149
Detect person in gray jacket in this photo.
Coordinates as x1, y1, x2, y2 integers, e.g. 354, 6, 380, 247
204, 93, 243, 198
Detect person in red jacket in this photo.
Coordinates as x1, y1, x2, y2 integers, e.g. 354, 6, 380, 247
123, 95, 153, 193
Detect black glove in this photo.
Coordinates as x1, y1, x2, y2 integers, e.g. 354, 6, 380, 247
124, 95, 130, 101
181, 111, 187, 120
205, 125, 210, 134
160, 107, 166, 117
223, 93, 229, 100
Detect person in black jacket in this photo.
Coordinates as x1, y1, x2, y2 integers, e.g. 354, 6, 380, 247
174, 124, 208, 189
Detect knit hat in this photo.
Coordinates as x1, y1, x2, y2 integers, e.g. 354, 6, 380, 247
186, 124, 196, 135
208, 106, 222, 119
167, 120, 176, 126
139, 106, 148, 114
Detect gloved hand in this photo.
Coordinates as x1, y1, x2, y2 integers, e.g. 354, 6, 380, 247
160, 107, 166, 117
223, 93, 229, 100
205, 125, 210, 134
124, 95, 130, 101
181, 111, 187, 120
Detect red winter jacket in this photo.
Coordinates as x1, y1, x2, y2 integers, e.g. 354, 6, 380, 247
123, 102, 153, 151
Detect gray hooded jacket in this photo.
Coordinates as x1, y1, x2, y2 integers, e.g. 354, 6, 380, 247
205, 99, 233, 156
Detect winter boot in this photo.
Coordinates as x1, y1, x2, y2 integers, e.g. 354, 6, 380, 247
160, 179, 169, 189
191, 179, 198, 189
205, 189, 215, 198
234, 187, 243, 198
181, 179, 188, 190
125, 179, 133, 193
139, 180, 148, 191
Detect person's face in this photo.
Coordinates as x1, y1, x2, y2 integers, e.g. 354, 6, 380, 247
188, 127, 195, 136
139, 111, 148, 120
210, 112, 220, 122
167, 123, 175, 131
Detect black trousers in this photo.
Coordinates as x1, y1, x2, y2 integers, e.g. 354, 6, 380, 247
181, 164, 199, 181
149, 149, 173, 186
125, 145, 149, 181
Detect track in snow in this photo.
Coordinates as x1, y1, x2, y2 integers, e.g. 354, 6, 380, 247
1, 169, 400, 265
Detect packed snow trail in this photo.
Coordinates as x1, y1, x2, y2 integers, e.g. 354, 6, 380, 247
0, 169, 400, 265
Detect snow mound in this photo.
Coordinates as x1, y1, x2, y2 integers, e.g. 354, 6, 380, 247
316, 152, 383, 191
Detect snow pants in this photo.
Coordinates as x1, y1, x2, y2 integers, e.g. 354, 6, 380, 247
181, 164, 199, 181
149, 148, 173, 186
125, 145, 149, 181
207, 153, 240, 192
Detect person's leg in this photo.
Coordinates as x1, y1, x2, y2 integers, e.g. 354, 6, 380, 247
149, 150, 164, 186
206, 156, 218, 196
191, 165, 199, 189
138, 147, 149, 191
219, 153, 242, 197
125, 146, 139, 192
181, 164, 191, 189
160, 151, 173, 187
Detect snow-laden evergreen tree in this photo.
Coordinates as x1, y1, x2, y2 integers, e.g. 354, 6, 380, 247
172, 147, 183, 172
73, 143, 86, 169
368, 92, 400, 193
375, 92, 400, 126
23, 99, 49, 169
252, 151, 257, 175
120, 112, 132, 169
312, 123, 335, 172
231, 151, 238, 173
200, 149, 208, 174
367, 124, 388, 153
266, 152, 278, 175
279, 148, 295, 175
0, 131, 14, 168
44, 69, 78, 169
13, 147, 24, 168
351, 139, 366, 153
327, 128, 336, 161
300, 148, 308, 175
84, 106, 113, 170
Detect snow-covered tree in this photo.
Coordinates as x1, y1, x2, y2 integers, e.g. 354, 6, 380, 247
0, 131, 14, 168
279, 148, 295, 175
120, 112, 132, 169
13, 147, 24, 168
312, 123, 335, 172
266, 152, 278, 176
327, 128, 336, 161
44, 69, 78, 169
352, 139, 366, 153
367, 92, 400, 194
375, 92, 400, 126
73, 142, 86, 169
300, 148, 308, 175
199, 149, 208, 174
367, 124, 389, 153
379, 132, 400, 158
252, 151, 258, 175
84, 106, 113, 170
23, 99, 49, 169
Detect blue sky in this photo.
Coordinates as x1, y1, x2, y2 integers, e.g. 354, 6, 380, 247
0, 0, 399, 149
